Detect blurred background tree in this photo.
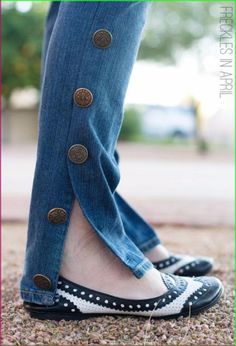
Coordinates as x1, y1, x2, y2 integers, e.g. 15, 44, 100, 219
119, 107, 143, 141
2, 2, 218, 101
2, 3, 47, 99
138, 2, 218, 63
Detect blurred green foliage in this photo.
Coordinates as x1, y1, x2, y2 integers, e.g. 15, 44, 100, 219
119, 107, 143, 141
139, 2, 218, 63
2, 2, 218, 100
2, 4, 47, 99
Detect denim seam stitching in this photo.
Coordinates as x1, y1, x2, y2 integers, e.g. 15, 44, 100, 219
21, 289, 54, 297
133, 259, 153, 273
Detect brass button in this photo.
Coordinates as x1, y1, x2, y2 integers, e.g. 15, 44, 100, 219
48, 208, 67, 224
74, 88, 93, 107
33, 274, 51, 290
93, 29, 112, 49
68, 144, 88, 164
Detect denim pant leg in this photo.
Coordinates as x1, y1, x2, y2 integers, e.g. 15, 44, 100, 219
114, 151, 161, 252
115, 192, 161, 251
43, 2, 160, 254
41, 2, 61, 74
20, 2, 153, 306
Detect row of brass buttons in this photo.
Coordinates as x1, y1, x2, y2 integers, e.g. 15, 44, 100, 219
46, 144, 89, 226
33, 29, 112, 291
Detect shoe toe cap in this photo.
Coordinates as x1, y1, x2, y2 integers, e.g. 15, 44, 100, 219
182, 276, 223, 315
178, 258, 214, 277
196, 276, 223, 299
192, 259, 213, 276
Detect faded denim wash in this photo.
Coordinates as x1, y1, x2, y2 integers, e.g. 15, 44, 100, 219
21, 2, 160, 306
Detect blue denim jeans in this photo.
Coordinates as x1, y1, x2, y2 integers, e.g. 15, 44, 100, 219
20, 1, 160, 306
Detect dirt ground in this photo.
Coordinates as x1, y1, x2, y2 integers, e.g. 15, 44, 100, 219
2, 223, 234, 346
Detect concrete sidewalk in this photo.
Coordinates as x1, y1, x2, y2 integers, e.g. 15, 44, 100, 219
3, 143, 234, 228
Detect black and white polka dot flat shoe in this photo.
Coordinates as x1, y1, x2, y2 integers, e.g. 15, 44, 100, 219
23, 273, 223, 321
153, 254, 214, 277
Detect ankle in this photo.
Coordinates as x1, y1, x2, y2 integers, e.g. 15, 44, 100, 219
145, 244, 170, 262
59, 200, 168, 299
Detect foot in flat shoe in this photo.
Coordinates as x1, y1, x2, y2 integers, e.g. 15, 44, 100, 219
153, 254, 214, 277
23, 273, 223, 321
60, 201, 167, 299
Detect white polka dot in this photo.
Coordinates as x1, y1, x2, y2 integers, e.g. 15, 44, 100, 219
199, 292, 202, 295
73, 289, 77, 292
58, 281, 62, 285
186, 266, 190, 270
194, 296, 198, 300
65, 285, 69, 289
168, 295, 172, 299
179, 269, 184, 273
189, 302, 193, 306
71, 309, 75, 312
105, 300, 109, 304
203, 288, 207, 291
171, 258, 175, 262
96, 297, 100, 301
166, 261, 170, 265
129, 305, 133, 309
64, 303, 68, 307
174, 291, 178, 294
89, 294, 93, 298
162, 298, 166, 302
137, 305, 141, 308
191, 263, 196, 267
154, 302, 158, 306
159, 263, 164, 268
145, 304, 149, 308
121, 304, 125, 308
81, 291, 85, 295
113, 302, 116, 306
55, 299, 59, 303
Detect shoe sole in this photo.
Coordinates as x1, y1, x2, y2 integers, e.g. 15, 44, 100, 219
25, 284, 224, 321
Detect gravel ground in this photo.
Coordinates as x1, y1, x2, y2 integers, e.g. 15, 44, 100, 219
2, 223, 234, 346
